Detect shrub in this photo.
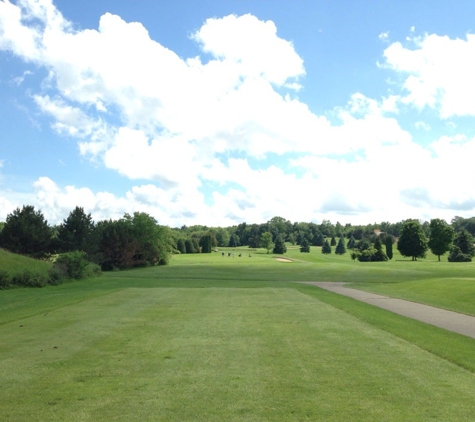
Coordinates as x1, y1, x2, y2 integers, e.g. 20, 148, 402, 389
54, 251, 101, 279
448, 246, 472, 262
47, 267, 65, 286
11, 269, 48, 288
0, 270, 11, 289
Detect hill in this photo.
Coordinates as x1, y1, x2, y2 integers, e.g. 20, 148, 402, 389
0, 248, 51, 275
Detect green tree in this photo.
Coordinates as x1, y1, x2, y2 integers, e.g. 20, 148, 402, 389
330, 236, 337, 246
0, 205, 52, 258
453, 229, 475, 257
199, 233, 213, 253
260, 232, 274, 254
176, 238, 186, 254
126, 212, 172, 265
273, 235, 287, 254
184, 238, 196, 253
372, 236, 388, 261
313, 232, 325, 246
288, 233, 296, 245
229, 233, 240, 247
428, 218, 455, 261
322, 239, 332, 254
214, 228, 230, 247
300, 237, 310, 253
57, 206, 94, 253
347, 235, 356, 249
397, 219, 428, 261
335, 237, 346, 255
385, 235, 393, 260
92, 219, 137, 270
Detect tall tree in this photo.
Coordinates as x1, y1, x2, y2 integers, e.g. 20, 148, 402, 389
335, 237, 346, 255
273, 235, 287, 254
199, 233, 213, 253
428, 218, 455, 261
0, 205, 52, 258
92, 219, 137, 270
397, 219, 428, 261
126, 212, 172, 265
57, 206, 94, 253
176, 238, 186, 254
260, 232, 274, 254
385, 235, 393, 260
453, 229, 475, 257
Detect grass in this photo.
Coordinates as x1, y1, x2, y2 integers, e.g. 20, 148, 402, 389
0, 248, 51, 275
2, 247, 475, 420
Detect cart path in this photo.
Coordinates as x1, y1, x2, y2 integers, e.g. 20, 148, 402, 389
302, 282, 475, 339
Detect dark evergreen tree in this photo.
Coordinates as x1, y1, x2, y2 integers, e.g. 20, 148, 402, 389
453, 229, 475, 258
0, 205, 52, 258
322, 239, 332, 254
273, 235, 287, 254
397, 219, 428, 261
385, 235, 393, 260
347, 235, 356, 249
372, 236, 388, 261
300, 237, 310, 253
330, 236, 337, 246
335, 237, 346, 255
199, 233, 213, 253
313, 232, 325, 246
57, 206, 94, 253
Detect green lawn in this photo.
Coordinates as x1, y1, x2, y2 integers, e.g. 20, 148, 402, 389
2, 248, 475, 420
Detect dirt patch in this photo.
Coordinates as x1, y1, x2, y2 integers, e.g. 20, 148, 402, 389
275, 258, 293, 262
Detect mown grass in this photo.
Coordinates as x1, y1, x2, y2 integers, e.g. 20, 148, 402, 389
2, 286, 475, 421
2, 247, 475, 420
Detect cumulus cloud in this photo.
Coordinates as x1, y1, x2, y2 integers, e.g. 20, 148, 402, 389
1, 1, 475, 225
382, 33, 475, 117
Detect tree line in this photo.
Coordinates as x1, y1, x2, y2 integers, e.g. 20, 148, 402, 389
0, 205, 173, 271
1, 207, 475, 267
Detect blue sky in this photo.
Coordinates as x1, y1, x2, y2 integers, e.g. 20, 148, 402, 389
1, 0, 475, 227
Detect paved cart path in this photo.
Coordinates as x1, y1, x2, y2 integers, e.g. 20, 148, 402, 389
302, 282, 475, 339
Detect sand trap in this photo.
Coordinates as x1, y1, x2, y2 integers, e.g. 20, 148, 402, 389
275, 257, 292, 262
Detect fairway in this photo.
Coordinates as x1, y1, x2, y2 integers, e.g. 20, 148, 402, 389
2, 277, 475, 421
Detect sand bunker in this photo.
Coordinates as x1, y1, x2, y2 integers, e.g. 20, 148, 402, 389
275, 257, 292, 262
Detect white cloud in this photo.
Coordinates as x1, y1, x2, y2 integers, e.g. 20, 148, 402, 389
382, 33, 475, 117
192, 14, 305, 86
1, 2, 475, 226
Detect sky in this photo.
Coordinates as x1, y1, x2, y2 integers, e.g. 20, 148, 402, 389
1, 0, 475, 228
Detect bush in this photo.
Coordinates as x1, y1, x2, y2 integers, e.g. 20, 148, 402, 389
85, 263, 102, 278
448, 246, 472, 262
11, 269, 48, 288
0, 270, 11, 289
47, 267, 65, 286
54, 251, 101, 279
